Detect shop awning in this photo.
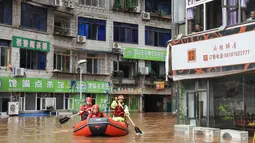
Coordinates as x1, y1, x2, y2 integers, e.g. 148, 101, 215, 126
172, 69, 255, 81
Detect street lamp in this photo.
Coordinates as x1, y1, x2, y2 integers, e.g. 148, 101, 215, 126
77, 60, 87, 107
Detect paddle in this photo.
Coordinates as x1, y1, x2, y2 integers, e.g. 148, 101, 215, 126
59, 113, 81, 124
118, 101, 143, 134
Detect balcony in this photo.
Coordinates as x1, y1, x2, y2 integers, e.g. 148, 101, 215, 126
113, 0, 141, 13
112, 78, 136, 85
145, 0, 171, 19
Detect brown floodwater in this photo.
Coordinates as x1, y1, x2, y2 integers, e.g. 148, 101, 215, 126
0, 113, 253, 143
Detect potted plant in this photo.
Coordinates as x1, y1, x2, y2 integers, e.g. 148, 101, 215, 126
159, 73, 166, 81
112, 70, 124, 83
148, 70, 156, 84
133, 72, 142, 84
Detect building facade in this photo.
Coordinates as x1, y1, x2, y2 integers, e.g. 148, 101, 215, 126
170, 0, 255, 135
0, 0, 172, 114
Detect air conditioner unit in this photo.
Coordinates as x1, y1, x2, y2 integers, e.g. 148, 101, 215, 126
77, 35, 86, 43
112, 43, 122, 49
139, 67, 149, 75
66, 0, 75, 9
55, 0, 63, 7
13, 68, 25, 77
193, 127, 220, 142
142, 12, 150, 20
220, 129, 248, 143
174, 124, 194, 137
8, 102, 19, 116
133, 6, 140, 13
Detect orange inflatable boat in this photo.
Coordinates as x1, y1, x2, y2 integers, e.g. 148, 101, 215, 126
73, 117, 128, 137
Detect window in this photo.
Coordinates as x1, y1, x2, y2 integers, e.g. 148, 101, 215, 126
114, 0, 140, 9
20, 49, 47, 70
186, 0, 222, 34
0, 0, 12, 25
21, 3, 47, 32
146, 61, 165, 78
53, 50, 70, 72
145, 0, 171, 16
0, 46, 8, 67
113, 60, 136, 78
86, 53, 98, 74
79, 0, 105, 7
0, 40, 9, 67
54, 17, 70, 36
114, 22, 138, 44
242, 0, 255, 22
78, 17, 106, 41
145, 26, 171, 47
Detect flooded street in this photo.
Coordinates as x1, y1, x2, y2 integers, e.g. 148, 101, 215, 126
0, 113, 253, 143
0, 113, 181, 143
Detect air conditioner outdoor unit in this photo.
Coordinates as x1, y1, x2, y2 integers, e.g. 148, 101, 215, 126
55, 0, 63, 7
174, 124, 194, 137
66, 0, 75, 9
139, 67, 149, 75
220, 129, 248, 143
142, 12, 150, 20
133, 6, 140, 13
8, 102, 19, 116
112, 43, 122, 49
77, 35, 86, 43
13, 68, 25, 77
193, 127, 220, 142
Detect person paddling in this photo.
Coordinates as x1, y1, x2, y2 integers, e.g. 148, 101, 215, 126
87, 104, 107, 119
111, 95, 129, 122
78, 97, 93, 121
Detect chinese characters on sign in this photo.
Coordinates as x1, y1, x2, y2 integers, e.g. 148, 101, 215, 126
124, 47, 166, 61
1, 78, 110, 93
188, 49, 196, 62
203, 41, 250, 62
12, 36, 50, 52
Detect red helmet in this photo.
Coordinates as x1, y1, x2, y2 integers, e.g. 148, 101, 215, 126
118, 95, 124, 100
86, 97, 92, 102
92, 104, 99, 110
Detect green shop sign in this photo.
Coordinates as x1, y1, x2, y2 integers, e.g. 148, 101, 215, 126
12, 36, 50, 52
0, 77, 110, 93
123, 47, 167, 61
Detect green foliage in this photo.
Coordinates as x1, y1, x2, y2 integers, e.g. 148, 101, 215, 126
133, 72, 142, 82
218, 105, 233, 120
148, 70, 156, 83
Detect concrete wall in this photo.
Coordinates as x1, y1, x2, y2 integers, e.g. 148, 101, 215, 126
0, 0, 172, 94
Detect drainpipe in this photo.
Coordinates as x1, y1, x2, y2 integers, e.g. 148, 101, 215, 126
176, 82, 180, 124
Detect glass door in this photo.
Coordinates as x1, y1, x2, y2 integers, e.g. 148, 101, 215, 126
186, 91, 208, 126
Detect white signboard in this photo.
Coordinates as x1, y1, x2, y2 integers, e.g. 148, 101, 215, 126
172, 31, 255, 71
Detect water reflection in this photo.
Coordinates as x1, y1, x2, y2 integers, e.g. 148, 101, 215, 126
0, 113, 252, 143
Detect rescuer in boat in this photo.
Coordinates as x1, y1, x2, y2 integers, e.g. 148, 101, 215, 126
111, 95, 129, 122
87, 104, 107, 119
78, 97, 93, 121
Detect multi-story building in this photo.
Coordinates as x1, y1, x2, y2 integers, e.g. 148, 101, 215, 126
0, 0, 172, 114
170, 0, 255, 135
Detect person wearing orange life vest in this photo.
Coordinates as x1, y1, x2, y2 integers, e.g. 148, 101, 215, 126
87, 104, 107, 119
111, 95, 129, 122
78, 97, 93, 121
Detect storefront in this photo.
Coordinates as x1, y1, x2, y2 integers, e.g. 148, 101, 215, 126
143, 83, 172, 112
170, 22, 255, 134
121, 47, 172, 112
0, 77, 110, 113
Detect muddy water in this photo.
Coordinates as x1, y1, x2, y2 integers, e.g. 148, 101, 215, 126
0, 113, 252, 143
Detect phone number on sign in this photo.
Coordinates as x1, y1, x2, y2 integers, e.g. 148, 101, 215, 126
225, 50, 250, 57
204, 50, 250, 61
